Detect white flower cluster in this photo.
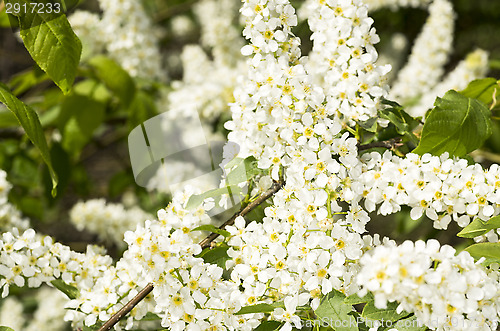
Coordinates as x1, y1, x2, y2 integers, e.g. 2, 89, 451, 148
69, 0, 164, 79
301, 0, 391, 123
0, 296, 23, 330
69, 199, 153, 248
194, 0, 243, 67
68, 11, 105, 59
0, 228, 112, 298
65, 250, 154, 328
164, 0, 245, 122
357, 240, 500, 330
25, 287, 69, 331
409, 49, 490, 116
358, 151, 500, 229
389, 0, 455, 109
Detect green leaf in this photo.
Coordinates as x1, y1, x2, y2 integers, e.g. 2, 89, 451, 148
0, 83, 58, 195
128, 90, 157, 129
362, 300, 410, 322
185, 185, 241, 210
460, 78, 499, 107
192, 224, 231, 238
378, 100, 420, 145
60, 94, 106, 156
344, 292, 373, 305
198, 246, 230, 270
0, 110, 19, 128
235, 302, 284, 315
392, 316, 427, 330
0, 327, 15, 331
253, 321, 284, 331
314, 290, 358, 331
51, 279, 79, 299
457, 216, 500, 238
464, 242, 500, 265
412, 90, 492, 157
7, 0, 82, 94
226, 156, 261, 186
88, 56, 136, 105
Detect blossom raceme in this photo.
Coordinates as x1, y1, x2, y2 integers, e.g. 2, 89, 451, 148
357, 240, 500, 330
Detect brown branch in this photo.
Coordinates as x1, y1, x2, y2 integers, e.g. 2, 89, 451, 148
357, 137, 403, 151
98, 178, 285, 331
199, 178, 285, 249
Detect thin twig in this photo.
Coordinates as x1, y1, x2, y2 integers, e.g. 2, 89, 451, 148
98, 178, 285, 331
199, 178, 285, 249
357, 137, 403, 151
98, 283, 154, 331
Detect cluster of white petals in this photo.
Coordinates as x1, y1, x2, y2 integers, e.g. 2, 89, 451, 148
0, 228, 111, 298
69, 0, 164, 79
409, 49, 490, 116
3, 0, 498, 329
389, 0, 455, 107
69, 199, 153, 248
357, 240, 500, 330
358, 151, 500, 229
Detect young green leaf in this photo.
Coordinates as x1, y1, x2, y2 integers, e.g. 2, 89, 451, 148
59, 94, 106, 156
0, 83, 58, 195
412, 90, 492, 157
191, 224, 231, 238
460, 78, 499, 107
225, 156, 261, 186
361, 300, 410, 322
392, 316, 427, 331
344, 292, 373, 305
457, 216, 500, 238
198, 245, 231, 270
51, 279, 80, 299
253, 321, 284, 331
464, 242, 500, 266
6, 1, 82, 94
0, 327, 15, 331
235, 302, 284, 315
88, 56, 136, 105
314, 290, 358, 331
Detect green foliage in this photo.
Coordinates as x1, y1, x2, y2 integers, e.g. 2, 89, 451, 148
464, 242, 500, 266
0, 83, 58, 195
59, 94, 106, 157
314, 290, 358, 331
51, 279, 80, 299
361, 301, 410, 322
225, 156, 262, 185
412, 90, 492, 157
191, 224, 231, 238
198, 245, 231, 271
457, 216, 500, 238
392, 316, 427, 331
253, 321, 284, 330
6, 0, 82, 94
460, 78, 499, 108
88, 56, 136, 105
344, 292, 373, 305
0, 327, 15, 331
235, 302, 284, 315
378, 99, 420, 145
